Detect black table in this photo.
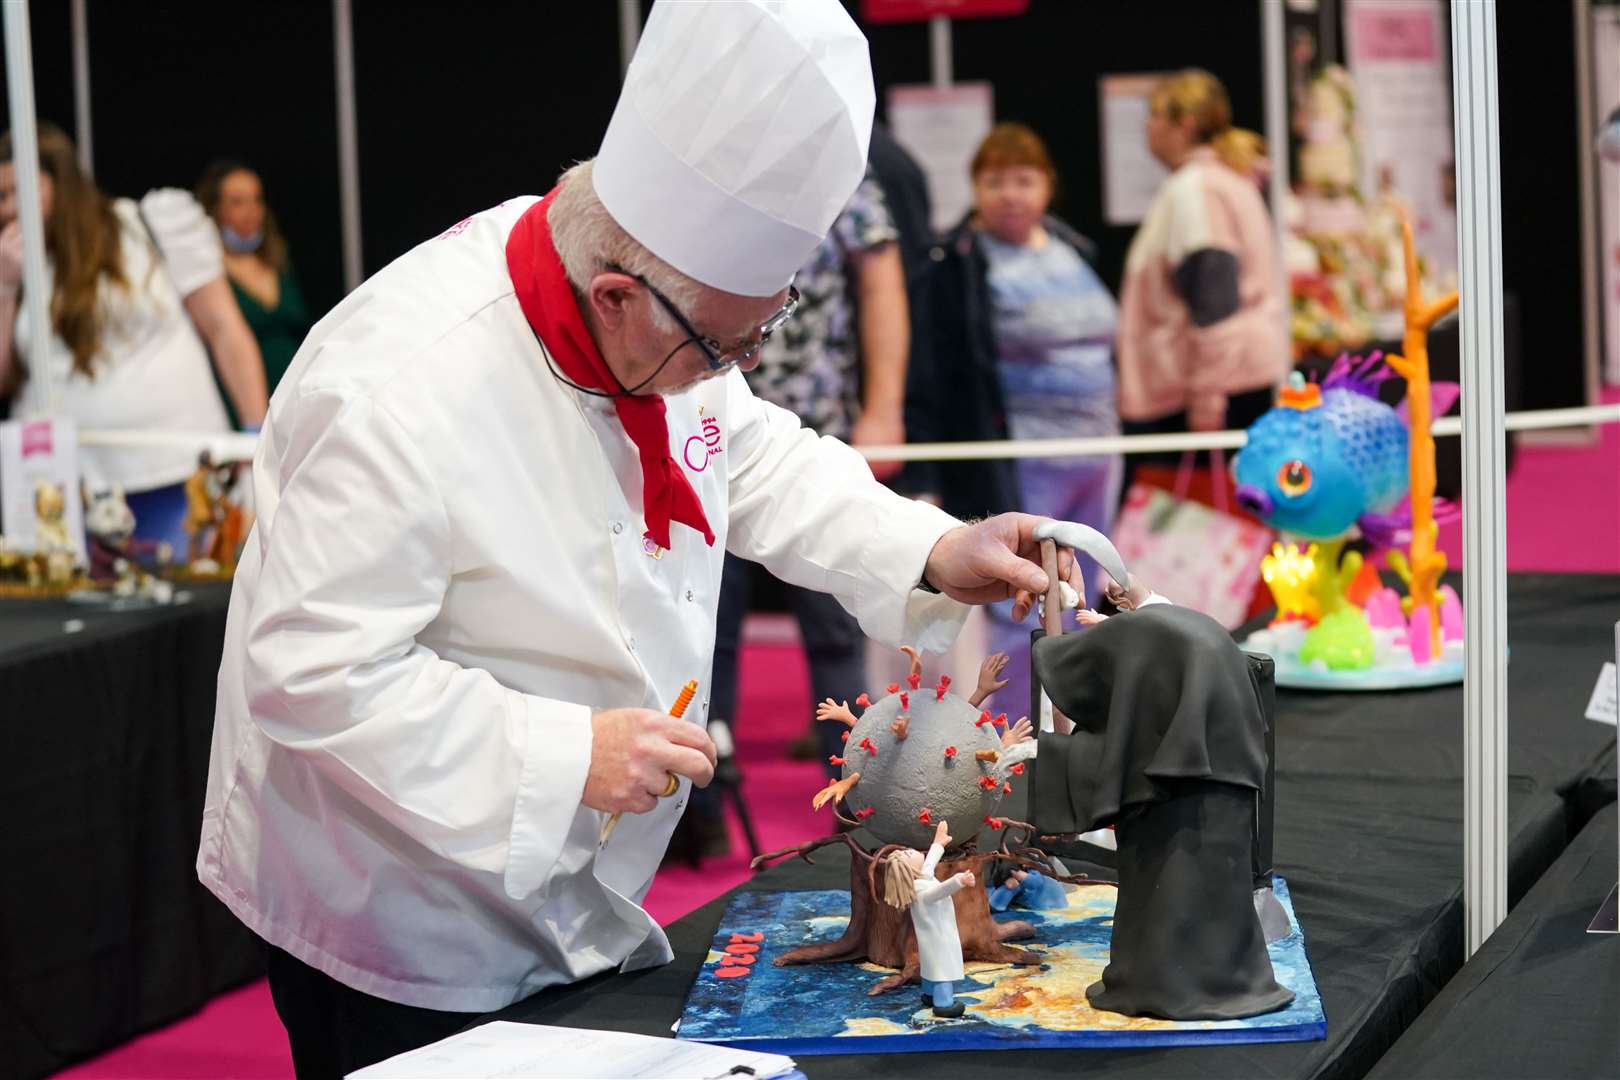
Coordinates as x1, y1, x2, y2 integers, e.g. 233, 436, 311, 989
0, 584, 264, 1080
1368, 804, 1619, 1080
483, 573, 1617, 1080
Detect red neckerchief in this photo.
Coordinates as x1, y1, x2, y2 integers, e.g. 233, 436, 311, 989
505, 192, 715, 551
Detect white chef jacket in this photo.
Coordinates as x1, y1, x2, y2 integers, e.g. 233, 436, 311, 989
196, 195, 968, 1013
909, 842, 968, 982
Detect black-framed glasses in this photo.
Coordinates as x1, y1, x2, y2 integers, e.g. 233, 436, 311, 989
607, 263, 799, 373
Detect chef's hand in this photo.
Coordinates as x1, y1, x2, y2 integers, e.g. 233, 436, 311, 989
583, 708, 717, 814
922, 513, 1082, 621
0, 222, 23, 293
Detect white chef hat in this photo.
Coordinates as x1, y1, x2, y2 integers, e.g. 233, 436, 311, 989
593, 0, 875, 298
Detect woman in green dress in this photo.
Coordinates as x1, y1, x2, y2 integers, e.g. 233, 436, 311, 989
195, 161, 311, 406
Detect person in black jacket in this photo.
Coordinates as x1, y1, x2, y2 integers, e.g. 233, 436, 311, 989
905, 123, 1121, 716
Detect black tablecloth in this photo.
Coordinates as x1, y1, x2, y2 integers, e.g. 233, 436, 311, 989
1368, 804, 1619, 1080
0, 585, 264, 1080
483, 573, 1617, 1080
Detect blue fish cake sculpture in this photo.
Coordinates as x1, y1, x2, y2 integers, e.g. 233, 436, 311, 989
1233, 356, 1428, 545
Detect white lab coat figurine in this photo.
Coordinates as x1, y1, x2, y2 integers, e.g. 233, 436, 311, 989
883, 820, 976, 1018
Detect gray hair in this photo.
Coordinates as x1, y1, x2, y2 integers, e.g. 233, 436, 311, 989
547, 159, 703, 332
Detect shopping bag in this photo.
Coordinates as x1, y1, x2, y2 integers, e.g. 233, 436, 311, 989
1111, 450, 1274, 628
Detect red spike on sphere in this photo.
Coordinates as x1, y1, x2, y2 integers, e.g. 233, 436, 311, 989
855, 693, 871, 708
1003, 782, 1013, 795
984, 816, 1004, 830
907, 672, 922, 690
917, 808, 933, 824
975, 711, 991, 728
995, 713, 1008, 727
887, 683, 900, 695
828, 755, 846, 767
856, 806, 875, 820
860, 737, 878, 756
840, 730, 850, 742
1010, 762, 1025, 775
899, 692, 909, 709
978, 776, 998, 791
943, 745, 958, 758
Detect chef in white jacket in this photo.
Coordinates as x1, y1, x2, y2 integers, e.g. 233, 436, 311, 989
197, 2, 1078, 1074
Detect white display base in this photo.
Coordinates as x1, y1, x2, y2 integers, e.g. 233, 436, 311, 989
1240, 627, 1467, 691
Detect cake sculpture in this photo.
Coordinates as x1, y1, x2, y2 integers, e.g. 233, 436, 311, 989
1026, 601, 1294, 1021
1235, 213, 1464, 690
878, 820, 977, 1019
751, 643, 1057, 998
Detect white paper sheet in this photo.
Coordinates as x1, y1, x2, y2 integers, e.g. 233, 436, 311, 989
1099, 74, 1171, 226
1586, 661, 1618, 726
347, 1021, 796, 1080
887, 83, 994, 233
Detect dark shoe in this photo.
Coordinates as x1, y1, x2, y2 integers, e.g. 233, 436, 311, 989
931, 1002, 965, 1019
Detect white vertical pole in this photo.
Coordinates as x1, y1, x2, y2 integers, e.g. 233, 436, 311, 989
3, 0, 58, 415
618, 0, 640, 78
333, 0, 363, 294
70, 0, 91, 176
1261, 1, 1290, 232
1261, 0, 1292, 371
929, 15, 952, 89
1451, 0, 1509, 959
1575, 0, 1601, 415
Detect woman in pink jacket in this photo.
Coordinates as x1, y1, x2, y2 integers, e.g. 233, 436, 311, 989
1118, 70, 1289, 450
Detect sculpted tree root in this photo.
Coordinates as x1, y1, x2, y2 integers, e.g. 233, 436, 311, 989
764, 837, 1044, 996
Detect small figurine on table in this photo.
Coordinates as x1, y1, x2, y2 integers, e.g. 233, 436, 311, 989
183, 451, 225, 568
880, 819, 976, 1018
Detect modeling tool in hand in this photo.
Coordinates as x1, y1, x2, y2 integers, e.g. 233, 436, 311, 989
600, 679, 699, 844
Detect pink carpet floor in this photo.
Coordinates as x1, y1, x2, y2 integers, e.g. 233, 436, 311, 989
52, 412, 1620, 1079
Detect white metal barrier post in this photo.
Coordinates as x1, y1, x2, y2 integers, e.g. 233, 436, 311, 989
2, 0, 57, 415
1451, 0, 1510, 959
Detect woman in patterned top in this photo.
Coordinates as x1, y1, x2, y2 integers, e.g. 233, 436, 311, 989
910, 122, 1121, 722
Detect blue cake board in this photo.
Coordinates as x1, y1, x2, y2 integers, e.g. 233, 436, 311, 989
677, 876, 1325, 1056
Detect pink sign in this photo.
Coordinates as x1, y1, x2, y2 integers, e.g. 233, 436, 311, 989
20, 421, 53, 458
1348, 5, 1438, 63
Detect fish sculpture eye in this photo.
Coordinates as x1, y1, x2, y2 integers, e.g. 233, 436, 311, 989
1277, 459, 1313, 497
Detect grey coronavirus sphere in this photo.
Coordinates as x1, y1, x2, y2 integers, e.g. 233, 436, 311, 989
840, 685, 1004, 850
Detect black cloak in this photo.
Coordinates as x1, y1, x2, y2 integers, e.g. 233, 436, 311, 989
1028, 603, 1293, 1021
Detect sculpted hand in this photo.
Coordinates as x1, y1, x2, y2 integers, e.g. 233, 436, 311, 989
957, 871, 977, 889
582, 708, 717, 814
922, 513, 1081, 620
934, 819, 951, 849
971, 652, 1010, 706
1000, 716, 1033, 747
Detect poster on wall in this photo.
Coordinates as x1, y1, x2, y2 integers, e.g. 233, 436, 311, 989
0, 417, 87, 561
1099, 73, 1172, 226
1594, 5, 1620, 386
1343, 0, 1457, 279
887, 82, 994, 234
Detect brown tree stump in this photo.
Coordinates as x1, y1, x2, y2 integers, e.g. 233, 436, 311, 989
774, 847, 1042, 997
